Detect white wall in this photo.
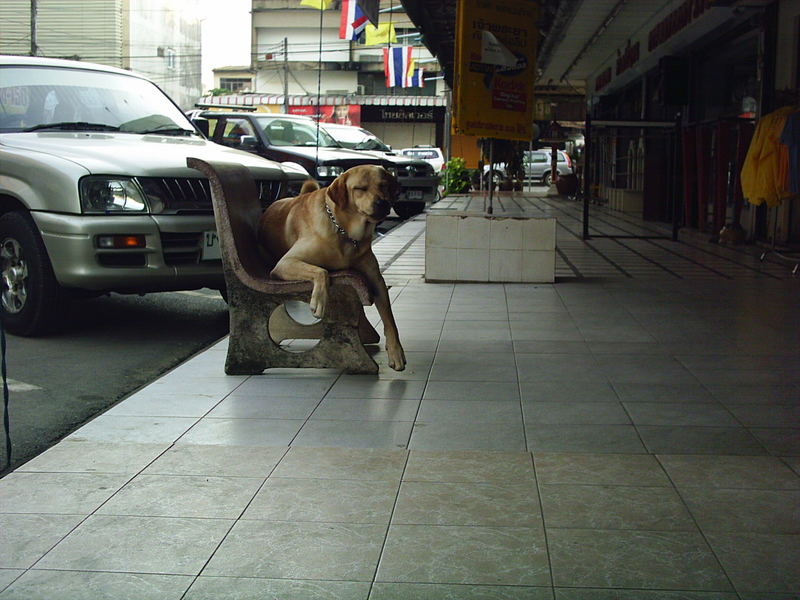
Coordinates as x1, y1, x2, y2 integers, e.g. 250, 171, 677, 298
361, 122, 436, 150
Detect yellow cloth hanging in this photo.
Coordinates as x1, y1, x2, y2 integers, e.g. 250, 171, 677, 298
740, 106, 795, 206
364, 23, 397, 46
300, 0, 331, 9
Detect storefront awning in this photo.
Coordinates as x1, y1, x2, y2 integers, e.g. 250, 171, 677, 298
197, 94, 446, 108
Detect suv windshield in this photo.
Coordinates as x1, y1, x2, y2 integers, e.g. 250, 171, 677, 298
255, 116, 340, 148
0, 65, 196, 135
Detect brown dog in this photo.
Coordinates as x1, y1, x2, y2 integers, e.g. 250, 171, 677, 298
258, 165, 406, 371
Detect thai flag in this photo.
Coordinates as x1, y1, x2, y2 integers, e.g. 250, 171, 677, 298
383, 46, 413, 88
340, 0, 368, 41
407, 67, 424, 88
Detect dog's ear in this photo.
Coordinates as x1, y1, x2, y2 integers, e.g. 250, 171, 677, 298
326, 172, 349, 206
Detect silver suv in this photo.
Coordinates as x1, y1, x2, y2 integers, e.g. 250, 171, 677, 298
485, 149, 574, 187
0, 56, 307, 336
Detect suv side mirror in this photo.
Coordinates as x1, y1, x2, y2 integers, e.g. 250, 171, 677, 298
191, 118, 209, 137
239, 135, 258, 150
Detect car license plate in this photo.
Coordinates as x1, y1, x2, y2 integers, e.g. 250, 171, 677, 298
201, 230, 221, 260
407, 190, 423, 200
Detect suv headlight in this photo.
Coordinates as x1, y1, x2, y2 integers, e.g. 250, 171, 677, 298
316, 165, 344, 178
80, 177, 148, 213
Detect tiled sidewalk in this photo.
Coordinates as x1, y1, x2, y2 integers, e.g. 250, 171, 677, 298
1, 196, 799, 599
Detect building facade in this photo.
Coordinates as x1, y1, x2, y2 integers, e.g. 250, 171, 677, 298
198, 0, 447, 151
0, 0, 202, 110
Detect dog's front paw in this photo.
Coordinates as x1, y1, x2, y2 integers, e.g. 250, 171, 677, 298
387, 342, 406, 371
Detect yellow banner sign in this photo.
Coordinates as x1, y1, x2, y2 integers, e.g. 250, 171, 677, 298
453, 0, 538, 141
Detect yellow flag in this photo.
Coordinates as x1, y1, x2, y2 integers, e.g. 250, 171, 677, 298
364, 23, 397, 45
300, 0, 330, 8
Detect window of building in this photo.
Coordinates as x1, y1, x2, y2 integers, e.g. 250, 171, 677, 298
220, 78, 251, 93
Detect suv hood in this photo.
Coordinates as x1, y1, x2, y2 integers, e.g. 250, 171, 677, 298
0, 132, 289, 178
279, 144, 388, 166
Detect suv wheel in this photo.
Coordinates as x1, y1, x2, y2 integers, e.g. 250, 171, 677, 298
0, 212, 67, 336
542, 171, 554, 187
394, 202, 425, 220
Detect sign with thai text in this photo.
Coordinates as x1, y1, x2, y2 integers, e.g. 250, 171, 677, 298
453, 0, 538, 141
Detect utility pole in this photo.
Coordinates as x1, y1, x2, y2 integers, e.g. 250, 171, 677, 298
283, 37, 289, 113
30, 0, 37, 56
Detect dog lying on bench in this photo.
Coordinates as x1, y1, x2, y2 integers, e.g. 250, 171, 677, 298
258, 165, 406, 371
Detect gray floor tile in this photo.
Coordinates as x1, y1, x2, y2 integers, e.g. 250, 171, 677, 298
243, 478, 398, 524
326, 377, 427, 399
178, 418, 303, 446
311, 397, 421, 421
750, 428, 800, 456
553, 589, 737, 599
520, 381, 619, 403
513, 340, 592, 354
202, 520, 384, 581
103, 393, 222, 418
623, 402, 738, 427
66, 415, 198, 444
657, 455, 800, 489
437, 339, 515, 353
0, 570, 192, 600
423, 381, 520, 402
0, 570, 23, 591
17, 440, 168, 475
393, 481, 541, 526
727, 405, 800, 428
527, 425, 646, 453
376, 524, 550, 585
206, 396, 320, 420
418, 400, 522, 423
0, 472, 130, 514
524, 402, 630, 425
680, 488, 800, 533
144, 445, 286, 478
612, 383, 716, 403
593, 355, 699, 384
705, 532, 800, 594
36, 514, 232, 575
429, 353, 518, 382
637, 426, 768, 455
541, 484, 695, 531
534, 453, 671, 486
271, 446, 407, 480
516, 355, 607, 382
232, 376, 336, 398
410, 421, 526, 451
404, 450, 534, 483
0, 514, 83, 569
184, 577, 370, 600
97, 474, 263, 519
705, 384, 800, 404
293, 420, 413, 449
370, 583, 554, 599
547, 528, 732, 591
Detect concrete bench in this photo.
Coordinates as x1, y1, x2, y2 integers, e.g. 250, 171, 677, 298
187, 158, 379, 375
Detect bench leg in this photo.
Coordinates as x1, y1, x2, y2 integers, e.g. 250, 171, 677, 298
224, 280, 378, 375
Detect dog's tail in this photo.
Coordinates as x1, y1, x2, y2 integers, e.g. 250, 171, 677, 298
300, 179, 320, 195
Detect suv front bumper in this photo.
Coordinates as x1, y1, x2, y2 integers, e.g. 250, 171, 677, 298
33, 211, 225, 293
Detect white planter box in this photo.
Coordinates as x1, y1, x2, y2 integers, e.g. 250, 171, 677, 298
425, 213, 556, 283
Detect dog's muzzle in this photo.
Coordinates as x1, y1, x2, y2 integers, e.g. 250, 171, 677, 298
372, 198, 392, 219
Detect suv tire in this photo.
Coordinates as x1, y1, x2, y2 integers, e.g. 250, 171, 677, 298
0, 211, 67, 336
394, 202, 425, 220
542, 171, 553, 187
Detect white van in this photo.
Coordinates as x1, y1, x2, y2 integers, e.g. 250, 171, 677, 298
0, 56, 307, 335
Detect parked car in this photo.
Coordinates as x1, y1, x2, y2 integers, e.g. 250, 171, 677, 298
320, 123, 440, 219
483, 149, 574, 188
398, 145, 445, 174
0, 55, 308, 336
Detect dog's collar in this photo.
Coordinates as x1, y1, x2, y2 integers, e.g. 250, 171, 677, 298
324, 199, 359, 248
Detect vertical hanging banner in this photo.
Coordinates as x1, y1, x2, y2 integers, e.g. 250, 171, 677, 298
383, 46, 413, 88
340, 0, 368, 40
453, 0, 538, 141
357, 0, 380, 27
